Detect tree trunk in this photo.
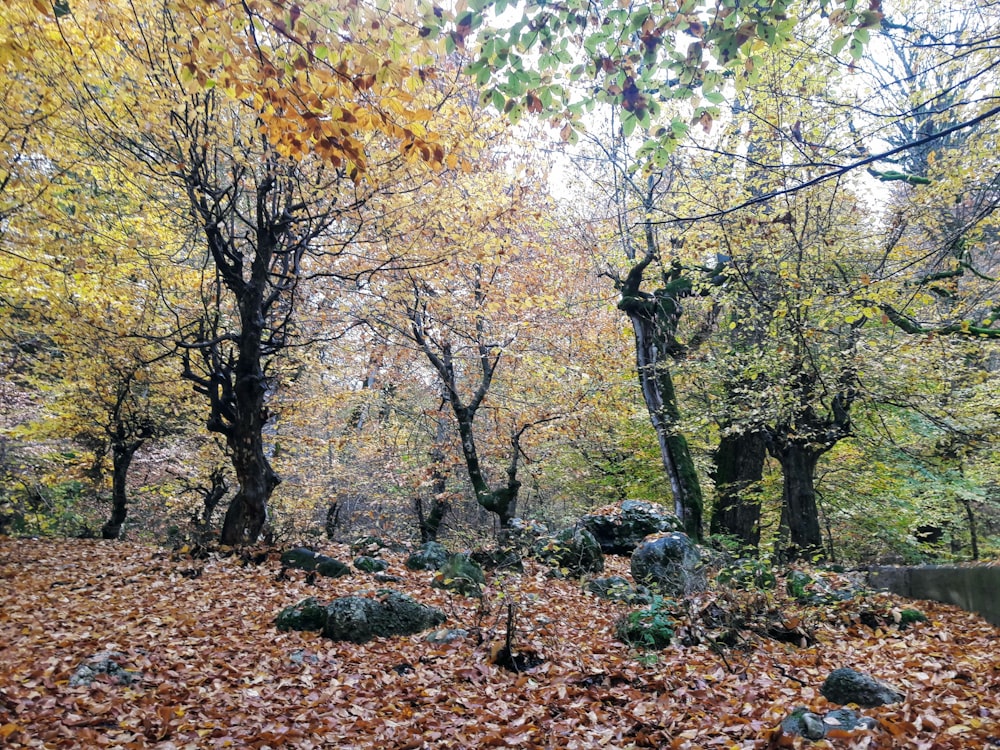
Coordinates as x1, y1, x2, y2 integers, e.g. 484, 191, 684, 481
710, 430, 767, 549
101, 441, 141, 540
219, 332, 280, 545
621, 287, 704, 540
774, 443, 824, 561
416, 422, 450, 542
221, 435, 279, 545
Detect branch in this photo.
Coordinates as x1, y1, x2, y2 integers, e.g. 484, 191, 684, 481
652, 103, 1000, 226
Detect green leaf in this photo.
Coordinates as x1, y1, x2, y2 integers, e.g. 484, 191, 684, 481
831, 35, 849, 56
314, 45, 329, 60
622, 113, 637, 137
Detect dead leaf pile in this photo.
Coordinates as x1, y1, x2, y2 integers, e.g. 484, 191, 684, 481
0, 538, 998, 749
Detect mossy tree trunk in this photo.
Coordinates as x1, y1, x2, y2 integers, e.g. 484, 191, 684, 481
617, 249, 704, 540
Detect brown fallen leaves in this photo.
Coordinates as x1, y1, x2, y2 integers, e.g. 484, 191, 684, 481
0, 538, 998, 749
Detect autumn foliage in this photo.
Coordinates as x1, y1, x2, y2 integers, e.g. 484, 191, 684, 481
1, 537, 998, 749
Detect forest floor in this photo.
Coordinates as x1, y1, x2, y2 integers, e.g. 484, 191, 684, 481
0, 537, 998, 749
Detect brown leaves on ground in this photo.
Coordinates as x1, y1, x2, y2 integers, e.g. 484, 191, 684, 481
0, 538, 998, 749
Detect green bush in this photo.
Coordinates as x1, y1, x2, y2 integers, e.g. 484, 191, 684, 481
616, 596, 676, 650
716, 557, 776, 591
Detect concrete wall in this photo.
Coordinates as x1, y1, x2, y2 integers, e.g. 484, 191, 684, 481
868, 565, 1000, 626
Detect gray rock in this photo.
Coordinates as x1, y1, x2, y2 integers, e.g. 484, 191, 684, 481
630, 532, 704, 596
69, 651, 137, 687
432, 553, 486, 597
315, 557, 351, 578
501, 518, 549, 550
424, 628, 470, 644
780, 706, 877, 740
322, 591, 445, 643
787, 569, 858, 604
821, 667, 904, 708
275, 597, 329, 632
586, 576, 652, 605
280, 546, 321, 570
280, 547, 351, 578
354, 555, 389, 573
582, 500, 683, 554
535, 527, 604, 576
405, 541, 450, 571
470, 547, 523, 572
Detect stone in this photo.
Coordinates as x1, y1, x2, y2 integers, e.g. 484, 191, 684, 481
630, 532, 704, 596
280, 546, 321, 570
821, 668, 904, 708
470, 547, 523, 572
780, 706, 878, 740
405, 541, 450, 571
275, 597, 329, 632
787, 569, 858, 604
315, 557, 351, 578
534, 527, 604, 576
586, 576, 652, 605
581, 500, 683, 554
69, 650, 137, 687
500, 518, 549, 550
354, 556, 389, 574
322, 591, 445, 644
424, 628, 470, 644
280, 547, 351, 578
432, 553, 486, 597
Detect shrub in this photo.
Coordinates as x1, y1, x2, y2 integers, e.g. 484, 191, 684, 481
616, 596, 676, 650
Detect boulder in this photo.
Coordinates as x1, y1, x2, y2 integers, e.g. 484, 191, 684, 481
354, 556, 389, 574
821, 668, 904, 708
586, 576, 652, 605
582, 500, 683, 554
315, 557, 351, 578
432, 553, 486, 597
500, 518, 550, 550
275, 597, 329, 632
405, 541, 450, 571
322, 591, 446, 644
470, 547, 523, 572
280, 546, 322, 570
280, 547, 351, 578
535, 527, 604, 576
69, 650, 138, 687
630, 532, 704, 596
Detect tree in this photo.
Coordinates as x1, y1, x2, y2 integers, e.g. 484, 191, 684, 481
23, 0, 480, 544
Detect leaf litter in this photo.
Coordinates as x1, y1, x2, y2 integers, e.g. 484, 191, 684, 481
0, 538, 998, 749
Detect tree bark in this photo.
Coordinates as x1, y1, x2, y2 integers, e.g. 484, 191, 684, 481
101, 440, 142, 540
710, 430, 767, 548
619, 258, 704, 540
773, 442, 824, 561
